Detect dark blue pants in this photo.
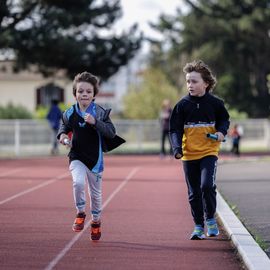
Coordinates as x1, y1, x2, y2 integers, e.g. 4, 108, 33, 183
182, 155, 218, 227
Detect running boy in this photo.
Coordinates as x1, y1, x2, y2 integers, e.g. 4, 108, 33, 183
57, 72, 124, 241
169, 60, 230, 240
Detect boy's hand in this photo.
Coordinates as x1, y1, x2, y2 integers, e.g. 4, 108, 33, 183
84, 113, 96, 125
59, 134, 69, 145
174, 148, 183, 159
215, 132, 225, 142
175, 152, 183, 159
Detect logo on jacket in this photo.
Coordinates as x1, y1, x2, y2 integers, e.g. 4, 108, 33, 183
79, 122, 86, 128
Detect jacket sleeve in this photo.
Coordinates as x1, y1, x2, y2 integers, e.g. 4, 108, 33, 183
56, 111, 72, 139
215, 100, 230, 136
95, 108, 125, 152
94, 109, 116, 138
169, 102, 184, 157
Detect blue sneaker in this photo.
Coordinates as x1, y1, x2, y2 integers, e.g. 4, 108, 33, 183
190, 225, 205, 240
206, 218, 219, 237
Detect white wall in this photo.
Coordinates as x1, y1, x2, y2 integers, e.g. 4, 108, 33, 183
0, 79, 72, 112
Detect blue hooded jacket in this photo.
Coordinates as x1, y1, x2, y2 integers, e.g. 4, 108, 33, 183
47, 104, 62, 130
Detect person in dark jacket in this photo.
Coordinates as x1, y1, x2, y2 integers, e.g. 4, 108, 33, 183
159, 99, 173, 157
46, 99, 62, 155
169, 60, 230, 240
229, 124, 242, 156
57, 71, 124, 241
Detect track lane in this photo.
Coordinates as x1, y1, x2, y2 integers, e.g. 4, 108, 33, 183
45, 167, 140, 270
0, 157, 139, 269
54, 157, 243, 270
0, 172, 70, 205
0, 156, 244, 270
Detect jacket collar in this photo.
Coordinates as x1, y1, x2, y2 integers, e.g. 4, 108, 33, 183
183, 92, 210, 103
75, 102, 96, 118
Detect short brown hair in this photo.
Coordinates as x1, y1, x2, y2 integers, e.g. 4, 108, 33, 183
183, 60, 217, 92
72, 71, 100, 96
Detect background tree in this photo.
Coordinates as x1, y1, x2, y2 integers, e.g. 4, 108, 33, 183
0, 0, 142, 80
123, 68, 179, 119
149, 0, 270, 118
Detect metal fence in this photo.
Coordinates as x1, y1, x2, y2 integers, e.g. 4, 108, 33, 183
0, 119, 269, 157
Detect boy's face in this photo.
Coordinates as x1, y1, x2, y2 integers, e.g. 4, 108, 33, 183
186, 71, 208, 97
75, 82, 94, 109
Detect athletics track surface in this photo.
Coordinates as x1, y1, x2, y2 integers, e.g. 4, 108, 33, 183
0, 155, 244, 270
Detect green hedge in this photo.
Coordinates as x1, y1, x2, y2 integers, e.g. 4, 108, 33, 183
0, 103, 33, 119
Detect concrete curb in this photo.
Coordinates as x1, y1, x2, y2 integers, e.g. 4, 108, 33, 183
217, 191, 270, 270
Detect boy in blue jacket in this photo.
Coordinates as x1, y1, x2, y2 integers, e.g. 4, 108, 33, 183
170, 60, 230, 240
57, 72, 124, 241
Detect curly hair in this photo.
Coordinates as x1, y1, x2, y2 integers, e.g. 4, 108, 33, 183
72, 71, 100, 96
183, 60, 217, 92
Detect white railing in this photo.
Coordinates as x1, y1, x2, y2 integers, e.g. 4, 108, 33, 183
0, 119, 269, 157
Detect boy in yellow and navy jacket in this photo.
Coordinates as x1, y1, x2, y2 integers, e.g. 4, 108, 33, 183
169, 60, 230, 240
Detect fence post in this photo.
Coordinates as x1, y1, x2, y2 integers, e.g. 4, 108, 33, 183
265, 119, 270, 149
14, 120, 20, 156
135, 121, 143, 153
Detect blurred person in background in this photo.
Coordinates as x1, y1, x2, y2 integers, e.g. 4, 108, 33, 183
229, 124, 243, 156
159, 99, 173, 157
46, 99, 62, 155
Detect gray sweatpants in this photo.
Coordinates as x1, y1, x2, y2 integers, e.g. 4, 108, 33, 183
69, 160, 102, 222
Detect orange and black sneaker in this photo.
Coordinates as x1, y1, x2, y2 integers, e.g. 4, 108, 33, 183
90, 221, 101, 241
72, 212, 86, 232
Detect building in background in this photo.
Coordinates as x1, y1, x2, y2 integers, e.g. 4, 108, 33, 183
0, 60, 69, 111
101, 51, 146, 113
0, 52, 146, 114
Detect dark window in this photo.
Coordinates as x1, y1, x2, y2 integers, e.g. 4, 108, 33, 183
36, 83, 64, 107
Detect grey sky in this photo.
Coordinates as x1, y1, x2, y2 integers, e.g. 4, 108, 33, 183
116, 0, 182, 39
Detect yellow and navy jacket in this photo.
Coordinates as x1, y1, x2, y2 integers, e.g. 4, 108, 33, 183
169, 93, 230, 161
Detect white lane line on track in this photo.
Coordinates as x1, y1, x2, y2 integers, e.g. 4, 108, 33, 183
0, 172, 70, 206
44, 167, 140, 270
0, 168, 26, 178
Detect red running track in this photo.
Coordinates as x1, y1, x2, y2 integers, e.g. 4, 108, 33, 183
0, 156, 243, 270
